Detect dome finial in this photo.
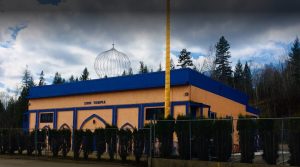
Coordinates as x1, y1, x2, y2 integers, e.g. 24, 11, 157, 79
112, 41, 115, 48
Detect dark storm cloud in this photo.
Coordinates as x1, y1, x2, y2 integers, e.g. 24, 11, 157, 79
1, 0, 300, 14
0, 0, 300, 92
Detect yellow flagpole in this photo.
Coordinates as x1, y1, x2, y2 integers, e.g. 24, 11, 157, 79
164, 0, 171, 118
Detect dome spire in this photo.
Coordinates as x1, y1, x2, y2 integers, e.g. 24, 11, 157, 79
112, 42, 115, 49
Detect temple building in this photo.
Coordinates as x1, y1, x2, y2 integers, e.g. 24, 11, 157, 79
23, 68, 258, 131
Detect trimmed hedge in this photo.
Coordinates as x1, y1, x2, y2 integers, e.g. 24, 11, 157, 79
258, 119, 279, 165
175, 115, 191, 160
94, 128, 106, 160
288, 118, 300, 166
237, 116, 257, 163
105, 125, 117, 161
48, 129, 71, 157
212, 118, 233, 162
73, 129, 83, 160
192, 117, 213, 161
82, 129, 94, 160
118, 128, 132, 162
155, 115, 175, 158
133, 128, 145, 163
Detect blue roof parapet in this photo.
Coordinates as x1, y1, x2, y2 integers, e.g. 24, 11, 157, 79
29, 68, 248, 105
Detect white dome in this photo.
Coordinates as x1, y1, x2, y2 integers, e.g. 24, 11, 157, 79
94, 45, 131, 78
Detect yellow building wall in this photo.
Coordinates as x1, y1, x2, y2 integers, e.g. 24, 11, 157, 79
57, 111, 73, 129
117, 108, 139, 129
77, 109, 112, 130
29, 112, 36, 130
29, 86, 189, 110
190, 86, 247, 118
173, 105, 186, 118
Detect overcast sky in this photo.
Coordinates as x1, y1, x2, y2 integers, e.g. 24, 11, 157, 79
0, 0, 300, 94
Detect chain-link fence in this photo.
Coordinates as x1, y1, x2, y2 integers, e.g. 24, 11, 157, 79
0, 118, 299, 166
148, 117, 300, 166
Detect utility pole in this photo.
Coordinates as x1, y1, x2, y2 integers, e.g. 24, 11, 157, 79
164, 0, 171, 118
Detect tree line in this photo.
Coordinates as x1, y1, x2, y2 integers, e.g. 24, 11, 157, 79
1, 36, 300, 128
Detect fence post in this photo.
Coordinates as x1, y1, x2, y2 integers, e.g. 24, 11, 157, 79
281, 119, 284, 165
34, 128, 38, 158
189, 119, 192, 160
149, 123, 153, 167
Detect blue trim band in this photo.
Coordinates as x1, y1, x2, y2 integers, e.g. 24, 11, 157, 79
53, 110, 57, 129
35, 111, 39, 129
112, 107, 117, 126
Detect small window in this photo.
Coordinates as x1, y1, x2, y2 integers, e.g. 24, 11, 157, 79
40, 113, 53, 123
145, 108, 164, 120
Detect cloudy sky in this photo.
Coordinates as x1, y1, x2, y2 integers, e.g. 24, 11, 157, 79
0, 0, 300, 94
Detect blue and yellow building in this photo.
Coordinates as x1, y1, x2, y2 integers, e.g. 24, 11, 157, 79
23, 68, 258, 132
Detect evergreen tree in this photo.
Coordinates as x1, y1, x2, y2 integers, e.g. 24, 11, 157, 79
52, 72, 65, 84
0, 100, 4, 113
213, 36, 233, 86
22, 68, 35, 88
157, 63, 162, 72
170, 58, 175, 70
139, 61, 149, 74
128, 68, 133, 75
5, 98, 16, 127
177, 49, 193, 68
38, 70, 45, 86
80, 67, 90, 81
15, 68, 35, 128
289, 37, 300, 85
122, 70, 127, 76
234, 60, 244, 90
243, 62, 253, 97
0, 100, 5, 127
69, 75, 75, 82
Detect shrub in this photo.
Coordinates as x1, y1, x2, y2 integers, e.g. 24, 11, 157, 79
156, 115, 174, 158
0, 129, 9, 154
48, 129, 60, 157
26, 129, 46, 156
60, 129, 71, 158
16, 131, 26, 154
105, 125, 117, 161
26, 131, 35, 155
175, 115, 190, 160
192, 117, 213, 161
8, 130, 18, 154
288, 118, 300, 166
258, 119, 279, 165
36, 129, 46, 156
133, 128, 145, 163
118, 128, 132, 162
82, 129, 94, 160
212, 118, 233, 162
94, 128, 106, 160
73, 129, 83, 160
143, 124, 152, 156
237, 116, 257, 163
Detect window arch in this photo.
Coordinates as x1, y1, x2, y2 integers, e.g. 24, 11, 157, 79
79, 114, 108, 129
